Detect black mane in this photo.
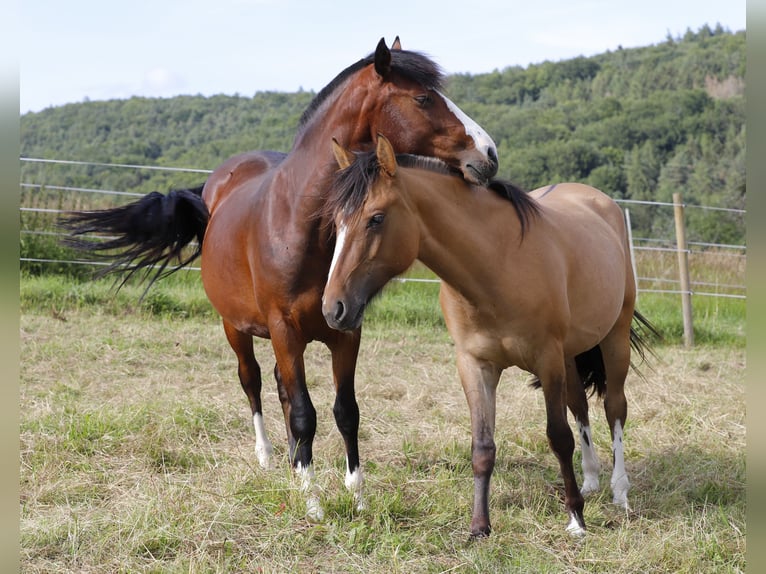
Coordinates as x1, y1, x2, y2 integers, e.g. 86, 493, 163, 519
322, 150, 540, 236
298, 49, 445, 131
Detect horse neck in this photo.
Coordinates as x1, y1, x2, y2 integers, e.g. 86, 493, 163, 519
402, 169, 524, 302
288, 74, 374, 174
279, 75, 374, 223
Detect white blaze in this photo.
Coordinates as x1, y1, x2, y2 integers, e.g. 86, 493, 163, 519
328, 222, 348, 286
439, 92, 497, 159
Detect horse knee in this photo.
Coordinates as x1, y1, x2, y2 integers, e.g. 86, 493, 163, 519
547, 420, 575, 460
471, 437, 496, 476
333, 394, 359, 437
290, 400, 317, 442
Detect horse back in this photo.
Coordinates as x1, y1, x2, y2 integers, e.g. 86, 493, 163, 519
202, 150, 287, 214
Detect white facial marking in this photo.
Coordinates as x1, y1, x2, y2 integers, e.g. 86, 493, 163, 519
610, 419, 630, 509
577, 421, 600, 495
327, 222, 347, 287
439, 92, 497, 159
252, 413, 274, 469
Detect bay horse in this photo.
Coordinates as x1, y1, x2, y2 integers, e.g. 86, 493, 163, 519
322, 135, 657, 536
62, 38, 499, 520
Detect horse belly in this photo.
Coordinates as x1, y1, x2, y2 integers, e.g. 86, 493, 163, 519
200, 198, 271, 337
562, 239, 628, 354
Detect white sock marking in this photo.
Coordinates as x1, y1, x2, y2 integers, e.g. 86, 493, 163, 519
610, 419, 630, 508
345, 457, 365, 511
296, 462, 325, 522
577, 421, 600, 495
566, 513, 586, 537
252, 413, 274, 470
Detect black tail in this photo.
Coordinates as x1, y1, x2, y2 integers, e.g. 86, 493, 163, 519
528, 346, 606, 397
529, 309, 661, 394
628, 309, 662, 378
573, 346, 607, 398
60, 184, 208, 291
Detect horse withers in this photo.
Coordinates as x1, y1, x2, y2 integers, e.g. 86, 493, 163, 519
62, 38, 499, 521
322, 135, 657, 536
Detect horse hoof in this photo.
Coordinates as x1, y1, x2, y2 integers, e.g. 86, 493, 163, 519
612, 495, 630, 511
469, 526, 491, 539
306, 496, 325, 522
255, 445, 274, 470
580, 479, 599, 497
611, 475, 630, 509
566, 513, 586, 537
345, 468, 365, 512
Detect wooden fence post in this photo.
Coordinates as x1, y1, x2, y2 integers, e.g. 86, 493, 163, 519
673, 193, 694, 346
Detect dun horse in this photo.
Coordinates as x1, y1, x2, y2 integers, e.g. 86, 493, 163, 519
63, 39, 498, 520
322, 135, 657, 536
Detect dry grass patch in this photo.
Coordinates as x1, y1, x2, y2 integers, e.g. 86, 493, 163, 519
21, 309, 744, 572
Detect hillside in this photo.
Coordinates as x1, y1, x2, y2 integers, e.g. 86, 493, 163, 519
21, 25, 745, 244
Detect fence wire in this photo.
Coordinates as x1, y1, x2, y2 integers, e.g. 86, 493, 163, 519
20, 157, 746, 300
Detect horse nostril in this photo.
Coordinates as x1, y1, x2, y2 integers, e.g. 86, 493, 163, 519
488, 146, 498, 166
333, 300, 345, 323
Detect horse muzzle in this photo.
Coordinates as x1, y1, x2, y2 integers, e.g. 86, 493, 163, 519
463, 147, 498, 185
323, 297, 365, 331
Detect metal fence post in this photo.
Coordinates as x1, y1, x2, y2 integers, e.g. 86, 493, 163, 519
673, 193, 694, 346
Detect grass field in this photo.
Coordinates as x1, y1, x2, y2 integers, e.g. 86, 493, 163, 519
20, 274, 745, 573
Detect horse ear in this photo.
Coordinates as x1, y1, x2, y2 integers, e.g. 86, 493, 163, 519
374, 37, 392, 78
391, 36, 402, 50
376, 134, 397, 177
331, 138, 355, 170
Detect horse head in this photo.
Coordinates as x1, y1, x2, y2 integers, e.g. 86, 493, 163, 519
322, 135, 419, 331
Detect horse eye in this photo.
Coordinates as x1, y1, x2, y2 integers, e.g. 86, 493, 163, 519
414, 94, 433, 107
367, 213, 385, 228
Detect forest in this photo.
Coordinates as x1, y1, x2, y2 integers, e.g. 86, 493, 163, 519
20, 25, 745, 245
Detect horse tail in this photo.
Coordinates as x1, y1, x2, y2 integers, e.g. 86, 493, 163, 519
527, 346, 606, 397
574, 346, 607, 398
60, 184, 208, 292
628, 309, 662, 378
528, 309, 661, 394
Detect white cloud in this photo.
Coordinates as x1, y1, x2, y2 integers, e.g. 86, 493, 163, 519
141, 67, 186, 96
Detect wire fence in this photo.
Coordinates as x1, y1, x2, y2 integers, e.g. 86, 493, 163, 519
20, 158, 746, 301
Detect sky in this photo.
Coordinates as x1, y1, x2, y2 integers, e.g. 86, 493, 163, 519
20, 0, 746, 115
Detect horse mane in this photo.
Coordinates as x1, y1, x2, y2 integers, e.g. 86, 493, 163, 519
298, 49, 445, 131
486, 178, 540, 237
322, 150, 540, 236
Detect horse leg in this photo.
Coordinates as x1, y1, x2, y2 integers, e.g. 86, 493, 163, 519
456, 352, 501, 538
328, 329, 364, 511
537, 347, 585, 535
269, 320, 322, 521
273, 363, 296, 457
565, 357, 600, 496
222, 320, 274, 469
600, 316, 633, 509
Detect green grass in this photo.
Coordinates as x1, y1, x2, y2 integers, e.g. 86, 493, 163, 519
20, 283, 745, 572
21, 262, 746, 347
